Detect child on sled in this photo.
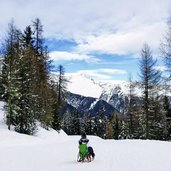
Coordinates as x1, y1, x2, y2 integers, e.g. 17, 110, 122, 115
77, 133, 95, 162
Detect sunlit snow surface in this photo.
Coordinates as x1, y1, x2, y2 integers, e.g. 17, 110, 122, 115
66, 73, 103, 98
0, 102, 171, 171
51, 72, 143, 99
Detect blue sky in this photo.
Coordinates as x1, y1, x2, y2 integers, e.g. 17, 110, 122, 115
0, 0, 171, 81
46, 38, 138, 80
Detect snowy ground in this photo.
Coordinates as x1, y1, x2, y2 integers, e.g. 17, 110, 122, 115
0, 102, 171, 171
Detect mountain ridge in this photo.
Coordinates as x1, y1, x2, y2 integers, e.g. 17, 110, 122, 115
65, 73, 128, 115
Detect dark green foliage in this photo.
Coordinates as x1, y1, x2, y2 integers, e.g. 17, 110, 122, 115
62, 109, 80, 135
164, 96, 171, 117
56, 65, 68, 104
51, 81, 61, 131
14, 47, 37, 134
112, 114, 122, 139
70, 110, 80, 135
32, 18, 43, 54
22, 25, 34, 48
0, 19, 59, 135
1, 21, 22, 130
52, 65, 68, 131
93, 106, 106, 138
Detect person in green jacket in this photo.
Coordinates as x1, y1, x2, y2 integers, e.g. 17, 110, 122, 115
78, 132, 89, 162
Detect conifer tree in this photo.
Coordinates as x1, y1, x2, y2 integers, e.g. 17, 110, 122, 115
139, 43, 161, 139
1, 21, 21, 130
105, 120, 114, 139
62, 111, 73, 135
51, 80, 61, 131
149, 95, 166, 139
81, 113, 92, 135
125, 75, 135, 138
0, 19, 54, 134
70, 110, 80, 135
95, 106, 106, 138
160, 18, 171, 139
10, 25, 38, 134
112, 113, 122, 139
124, 77, 143, 138
32, 18, 43, 54
31, 18, 53, 129
163, 96, 171, 118
56, 65, 67, 104
52, 65, 68, 131
14, 46, 37, 134
160, 18, 171, 73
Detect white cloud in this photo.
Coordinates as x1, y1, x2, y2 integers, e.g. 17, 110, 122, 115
49, 51, 100, 63
69, 68, 128, 80
98, 69, 127, 75
73, 71, 112, 80
0, 0, 171, 56
76, 22, 167, 56
0, 0, 170, 37
154, 66, 168, 72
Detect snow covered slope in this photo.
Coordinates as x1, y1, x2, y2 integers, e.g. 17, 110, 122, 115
1, 102, 171, 171
66, 73, 103, 98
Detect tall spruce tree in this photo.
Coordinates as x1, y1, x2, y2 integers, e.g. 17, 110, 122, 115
161, 18, 171, 73
32, 18, 53, 129
125, 77, 143, 138
1, 21, 22, 130
139, 43, 161, 139
32, 18, 43, 54
14, 46, 37, 134
112, 113, 122, 139
56, 65, 67, 104
125, 75, 135, 138
160, 17, 171, 139
52, 65, 68, 131
51, 80, 61, 131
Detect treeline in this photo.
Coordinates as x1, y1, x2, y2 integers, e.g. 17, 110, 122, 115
0, 19, 63, 134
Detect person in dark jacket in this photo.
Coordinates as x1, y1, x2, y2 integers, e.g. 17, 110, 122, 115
78, 133, 95, 162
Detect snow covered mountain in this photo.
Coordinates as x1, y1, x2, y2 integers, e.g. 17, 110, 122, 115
66, 73, 129, 115
99, 83, 126, 113
66, 73, 129, 99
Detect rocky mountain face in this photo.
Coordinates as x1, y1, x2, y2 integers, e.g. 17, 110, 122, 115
60, 74, 131, 117
99, 86, 126, 114
64, 90, 123, 117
